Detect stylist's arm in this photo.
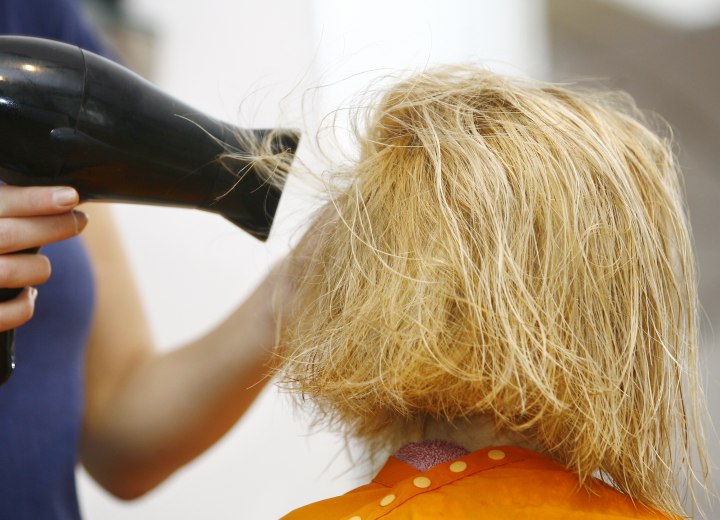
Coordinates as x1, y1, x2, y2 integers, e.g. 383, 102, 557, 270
79, 204, 286, 500
0, 185, 87, 331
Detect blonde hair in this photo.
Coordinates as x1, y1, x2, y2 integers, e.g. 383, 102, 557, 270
278, 66, 707, 516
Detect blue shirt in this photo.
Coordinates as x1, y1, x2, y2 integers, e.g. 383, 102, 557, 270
0, 239, 95, 520
0, 1, 101, 518
0, 0, 106, 51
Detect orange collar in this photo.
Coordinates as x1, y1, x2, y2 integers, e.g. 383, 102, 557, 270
372, 445, 551, 488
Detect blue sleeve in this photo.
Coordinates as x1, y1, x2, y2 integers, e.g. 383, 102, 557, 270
0, 0, 109, 56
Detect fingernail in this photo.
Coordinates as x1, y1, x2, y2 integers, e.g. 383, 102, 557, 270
53, 187, 79, 207
72, 210, 89, 234
30, 287, 38, 302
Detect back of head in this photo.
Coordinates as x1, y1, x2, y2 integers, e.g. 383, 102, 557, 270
280, 65, 704, 516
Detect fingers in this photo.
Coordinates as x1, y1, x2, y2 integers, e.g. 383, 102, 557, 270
0, 254, 51, 288
0, 186, 82, 331
0, 185, 80, 217
0, 211, 88, 254
0, 286, 38, 331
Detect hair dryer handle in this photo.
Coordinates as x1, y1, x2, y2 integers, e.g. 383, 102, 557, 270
0, 247, 39, 385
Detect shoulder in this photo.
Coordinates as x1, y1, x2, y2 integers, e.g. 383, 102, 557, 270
282, 448, 674, 519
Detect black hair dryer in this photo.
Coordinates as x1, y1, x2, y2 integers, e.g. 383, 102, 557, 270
0, 36, 300, 385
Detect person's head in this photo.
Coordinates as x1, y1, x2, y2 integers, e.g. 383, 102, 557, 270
279, 65, 705, 515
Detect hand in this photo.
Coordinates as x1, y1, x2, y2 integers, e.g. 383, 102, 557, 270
0, 185, 88, 331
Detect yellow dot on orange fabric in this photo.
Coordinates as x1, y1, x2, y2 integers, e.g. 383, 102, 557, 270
349, 517, 362, 520
379, 494, 396, 506
488, 449, 506, 460
449, 460, 468, 473
413, 476, 432, 489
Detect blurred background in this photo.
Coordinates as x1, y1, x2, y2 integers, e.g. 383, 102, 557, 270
67, 0, 719, 518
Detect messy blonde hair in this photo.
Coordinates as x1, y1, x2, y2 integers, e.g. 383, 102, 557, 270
279, 66, 707, 516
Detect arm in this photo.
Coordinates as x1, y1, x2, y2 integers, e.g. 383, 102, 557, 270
79, 204, 281, 499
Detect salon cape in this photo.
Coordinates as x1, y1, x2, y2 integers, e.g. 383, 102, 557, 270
282, 446, 673, 519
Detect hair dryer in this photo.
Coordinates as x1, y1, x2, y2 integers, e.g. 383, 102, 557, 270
0, 36, 300, 384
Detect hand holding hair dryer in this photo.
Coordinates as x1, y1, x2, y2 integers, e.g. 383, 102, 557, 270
0, 36, 300, 384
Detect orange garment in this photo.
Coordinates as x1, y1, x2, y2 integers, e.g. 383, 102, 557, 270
281, 446, 672, 519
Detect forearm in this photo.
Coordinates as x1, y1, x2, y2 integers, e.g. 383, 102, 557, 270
80, 282, 277, 499
79, 205, 288, 498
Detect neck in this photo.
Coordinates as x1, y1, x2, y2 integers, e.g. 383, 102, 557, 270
418, 415, 538, 453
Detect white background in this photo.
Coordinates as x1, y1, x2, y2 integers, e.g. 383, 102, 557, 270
77, 1, 549, 518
